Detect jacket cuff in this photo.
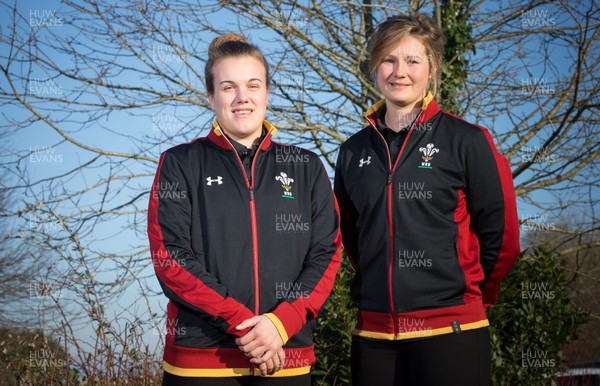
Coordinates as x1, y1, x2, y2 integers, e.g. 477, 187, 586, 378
224, 308, 255, 337
271, 301, 305, 341
264, 313, 289, 344
481, 285, 498, 308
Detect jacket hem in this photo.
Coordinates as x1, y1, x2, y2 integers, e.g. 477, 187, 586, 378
163, 362, 311, 377
354, 319, 489, 340
355, 299, 489, 340
164, 345, 315, 375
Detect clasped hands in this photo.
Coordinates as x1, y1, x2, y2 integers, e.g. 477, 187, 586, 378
235, 315, 285, 376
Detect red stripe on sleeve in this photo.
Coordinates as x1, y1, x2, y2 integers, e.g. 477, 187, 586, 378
148, 153, 254, 336
478, 130, 521, 306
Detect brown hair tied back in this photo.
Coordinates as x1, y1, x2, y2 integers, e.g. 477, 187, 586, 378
205, 33, 270, 95
208, 33, 247, 58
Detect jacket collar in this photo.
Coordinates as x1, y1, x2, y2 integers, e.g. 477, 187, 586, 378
363, 92, 440, 130
207, 119, 278, 151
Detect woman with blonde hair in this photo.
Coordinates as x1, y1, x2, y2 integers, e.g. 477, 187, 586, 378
334, 13, 519, 385
148, 33, 341, 386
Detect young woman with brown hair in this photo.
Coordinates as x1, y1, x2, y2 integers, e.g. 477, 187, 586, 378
148, 33, 341, 386
334, 14, 520, 386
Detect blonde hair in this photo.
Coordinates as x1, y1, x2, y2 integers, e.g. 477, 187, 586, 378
205, 33, 270, 95
367, 13, 445, 98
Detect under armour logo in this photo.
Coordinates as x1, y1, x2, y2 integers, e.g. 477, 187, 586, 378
359, 156, 371, 167
206, 176, 223, 186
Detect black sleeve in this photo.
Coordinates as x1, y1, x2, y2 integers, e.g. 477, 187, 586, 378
334, 145, 360, 269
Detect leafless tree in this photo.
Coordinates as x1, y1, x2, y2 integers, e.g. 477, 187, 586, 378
0, 180, 54, 328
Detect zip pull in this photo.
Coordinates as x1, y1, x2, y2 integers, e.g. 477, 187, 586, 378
249, 188, 255, 201
387, 170, 393, 185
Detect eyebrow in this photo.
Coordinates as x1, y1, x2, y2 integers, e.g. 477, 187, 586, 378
385, 53, 425, 58
218, 78, 264, 85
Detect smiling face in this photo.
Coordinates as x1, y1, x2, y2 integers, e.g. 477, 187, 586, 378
376, 36, 432, 110
208, 56, 269, 146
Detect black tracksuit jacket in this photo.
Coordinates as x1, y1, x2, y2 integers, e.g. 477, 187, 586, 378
148, 121, 341, 377
334, 95, 520, 340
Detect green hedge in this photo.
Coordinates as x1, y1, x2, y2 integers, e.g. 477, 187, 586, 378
488, 249, 588, 385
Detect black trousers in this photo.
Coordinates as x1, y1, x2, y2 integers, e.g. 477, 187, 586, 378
351, 328, 491, 386
162, 373, 310, 386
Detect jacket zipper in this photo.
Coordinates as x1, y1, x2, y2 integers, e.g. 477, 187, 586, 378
371, 111, 422, 339
219, 132, 270, 375
222, 135, 269, 317
372, 128, 398, 337
249, 154, 260, 316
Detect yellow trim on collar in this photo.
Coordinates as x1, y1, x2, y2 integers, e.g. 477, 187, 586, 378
363, 91, 434, 118
363, 99, 386, 118
211, 119, 278, 137
263, 120, 278, 136
211, 119, 223, 136
422, 91, 433, 110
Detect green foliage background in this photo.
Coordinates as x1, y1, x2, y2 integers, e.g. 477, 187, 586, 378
487, 249, 588, 386
0, 329, 78, 385
438, 0, 475, 114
